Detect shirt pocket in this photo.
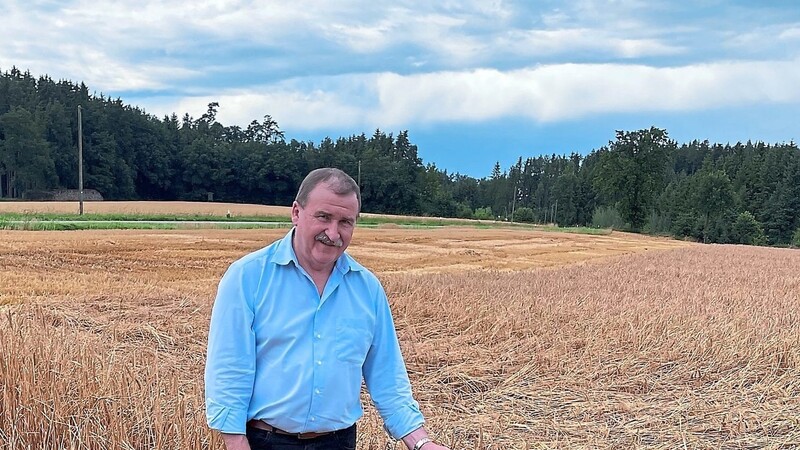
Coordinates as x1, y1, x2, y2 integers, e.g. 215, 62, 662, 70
334, 319, 372, 365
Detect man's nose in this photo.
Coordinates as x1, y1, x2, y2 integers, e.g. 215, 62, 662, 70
326, 222, 340, 239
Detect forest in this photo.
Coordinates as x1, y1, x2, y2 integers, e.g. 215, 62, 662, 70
1, 67, 799, 246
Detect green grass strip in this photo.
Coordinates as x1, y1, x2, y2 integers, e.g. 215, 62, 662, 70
0, 212, 611, 235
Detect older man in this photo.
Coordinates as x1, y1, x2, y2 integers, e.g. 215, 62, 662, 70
205, 168, 449, 450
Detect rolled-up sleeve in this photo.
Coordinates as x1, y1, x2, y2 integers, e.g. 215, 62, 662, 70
362, 285, 425, 439
205, 262, 257, 434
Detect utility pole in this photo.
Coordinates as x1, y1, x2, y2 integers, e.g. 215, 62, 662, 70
510, 186, 519, 223
77, 105, 84, 215
554, 199, 558, 226
357, 160, 361, 187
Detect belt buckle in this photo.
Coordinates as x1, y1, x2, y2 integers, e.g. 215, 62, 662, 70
297, 431, 327, 439
250, 420, 330, 440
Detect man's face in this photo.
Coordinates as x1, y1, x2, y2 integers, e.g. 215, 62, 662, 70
291, 182, 359, 273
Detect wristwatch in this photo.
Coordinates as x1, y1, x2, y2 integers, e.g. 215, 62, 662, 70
413, 437, 432, 450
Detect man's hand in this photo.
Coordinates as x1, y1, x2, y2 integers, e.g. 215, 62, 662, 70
221, 432, 250, 450
401, 427, 451, 450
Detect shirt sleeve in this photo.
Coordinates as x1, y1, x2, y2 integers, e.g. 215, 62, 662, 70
204, 261, 257, 434
362, 283, 425, 439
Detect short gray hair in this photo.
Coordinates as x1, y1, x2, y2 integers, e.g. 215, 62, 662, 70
295, 168, 361, 212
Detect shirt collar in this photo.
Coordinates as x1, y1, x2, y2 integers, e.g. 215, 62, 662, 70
271, 227, 364, 273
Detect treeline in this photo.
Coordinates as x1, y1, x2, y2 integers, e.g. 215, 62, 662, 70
1, 67, 799, 246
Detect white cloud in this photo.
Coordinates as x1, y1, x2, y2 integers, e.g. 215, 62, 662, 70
779, 27, 800, 41
497, 28, 682, 59
613, 38, 681, 58
4, 0, 800, 138
7, 0, 686, 90
323, 21, 398, 53
1, 40, 198, 92
0, 1, 203, 90
723, 22, 800, 56
140, 59, 800, 131
165, 88, 368, 130
318, 7, 492, 66
372, 60, 800, 124
1, 1, 333, 86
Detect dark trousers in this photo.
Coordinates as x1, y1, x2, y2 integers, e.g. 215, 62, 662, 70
246, 423, 356, 450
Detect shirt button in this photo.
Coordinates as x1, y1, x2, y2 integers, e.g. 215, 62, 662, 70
315, 389, 321, 394
316, 360, 322, 365
316, 334, 322, 339
310, 417, 316, 422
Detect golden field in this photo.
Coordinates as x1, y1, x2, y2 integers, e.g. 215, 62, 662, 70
0, 201, 292, 217
0, 201, 474, 224
1, 221, 799, 448
0, 200, 491, 225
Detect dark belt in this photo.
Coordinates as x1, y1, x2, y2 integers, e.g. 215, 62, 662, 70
247, 420, 332, 440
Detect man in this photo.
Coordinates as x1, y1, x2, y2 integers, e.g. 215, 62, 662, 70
205, 168, 450, 450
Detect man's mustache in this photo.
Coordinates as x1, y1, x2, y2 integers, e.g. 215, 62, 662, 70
315, 232, 343, 248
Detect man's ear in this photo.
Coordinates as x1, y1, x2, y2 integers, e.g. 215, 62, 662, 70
291, 201, 301, 225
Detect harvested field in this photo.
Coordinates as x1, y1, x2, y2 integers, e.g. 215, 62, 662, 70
0, 201, 476, 224
1, 227, 799, 449
0, 200, 292, 217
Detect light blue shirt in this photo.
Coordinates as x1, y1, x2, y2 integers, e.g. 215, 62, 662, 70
205, 229, 424, 439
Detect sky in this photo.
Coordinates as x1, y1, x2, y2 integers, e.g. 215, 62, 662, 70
2, 1, 800, 178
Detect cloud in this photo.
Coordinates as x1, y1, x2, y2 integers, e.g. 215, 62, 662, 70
779, 26, 800, 41
165, 84, 370, 129
1, 1, 337, 86
1, 41, 198, 92
4, 0, 800, 138
141, 58, 800, 132
0, 0, 693, 93
373, 60, 800, 124
725, 26, 786, 53
0, 0, 205, 90
497, 28, 683, 59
